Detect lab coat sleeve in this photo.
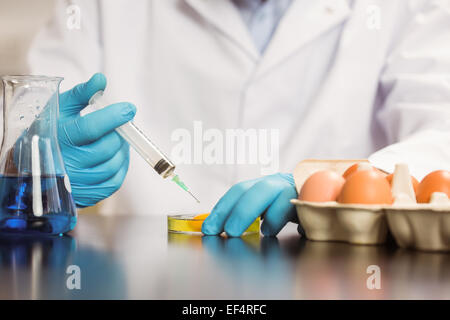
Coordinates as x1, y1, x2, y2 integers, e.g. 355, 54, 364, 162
369, 0, 450, 180
27, 0, 102, 91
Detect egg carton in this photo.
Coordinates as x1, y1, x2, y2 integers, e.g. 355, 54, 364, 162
290, 159, 450, 251
385, 203, 450, 252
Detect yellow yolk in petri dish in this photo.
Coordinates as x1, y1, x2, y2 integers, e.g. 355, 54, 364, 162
187, 213, 210, 232
167, 214, 260, 234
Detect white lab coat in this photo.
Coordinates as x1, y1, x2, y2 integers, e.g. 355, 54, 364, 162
28, 0, 450, 215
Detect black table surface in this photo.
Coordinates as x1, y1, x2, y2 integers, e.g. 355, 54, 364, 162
0, 214, 449, 299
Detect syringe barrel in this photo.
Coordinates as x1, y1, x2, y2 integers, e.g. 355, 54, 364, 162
88, 91, 175, 178
117, 122, 175, 178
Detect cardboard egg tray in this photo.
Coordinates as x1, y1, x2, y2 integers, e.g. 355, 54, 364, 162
290, 159, 450, 252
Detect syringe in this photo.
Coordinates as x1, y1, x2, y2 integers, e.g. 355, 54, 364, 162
88, 91, 200, 203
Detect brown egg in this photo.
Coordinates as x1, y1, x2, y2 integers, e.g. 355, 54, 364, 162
416, 170, 450, 203
299, 170, 345, 202
342, 163, 387, 179
338, 170, 393, 204
386, 173, 419, 194
342, 163, 361, 179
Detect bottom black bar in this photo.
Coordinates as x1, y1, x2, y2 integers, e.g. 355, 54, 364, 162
1, 300, 449, 318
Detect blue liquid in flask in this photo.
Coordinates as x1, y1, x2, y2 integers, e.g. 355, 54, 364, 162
0, 175, 77, 235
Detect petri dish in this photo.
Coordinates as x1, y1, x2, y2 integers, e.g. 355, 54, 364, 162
167, 214, 260, 235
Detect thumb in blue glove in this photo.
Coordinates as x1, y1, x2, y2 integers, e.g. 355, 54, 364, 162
58, 73, 136, 207
202, 173, 301, 237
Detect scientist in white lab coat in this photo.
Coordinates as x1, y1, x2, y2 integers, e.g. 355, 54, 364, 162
28, 0, 450, 236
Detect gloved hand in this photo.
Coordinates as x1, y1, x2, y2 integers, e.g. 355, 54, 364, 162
58, 73, 136, 207
202, 173, 303, 237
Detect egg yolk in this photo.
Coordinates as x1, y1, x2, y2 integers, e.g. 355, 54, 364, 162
188, 213, 210, 232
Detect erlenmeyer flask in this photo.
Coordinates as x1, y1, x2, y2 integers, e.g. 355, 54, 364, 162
0, 75, 77, 235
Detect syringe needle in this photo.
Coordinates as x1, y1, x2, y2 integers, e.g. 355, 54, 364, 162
185, 189, 200, 203
172, 174, 200, 203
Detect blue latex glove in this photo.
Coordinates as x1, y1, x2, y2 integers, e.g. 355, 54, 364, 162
202, 173, 303, 237
58, 73, 136, 207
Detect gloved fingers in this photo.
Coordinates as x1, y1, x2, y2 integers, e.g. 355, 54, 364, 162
98, 152, 130, 189
276, 173, 299, 224
69, 143, 129, 185
276, 172, 296, 186
223, 179, 283, 237
60, 102, 136, 146
261, 186, 297, 237
59, 73, 107, 117
60, 131, 125, 168
72, 154, 129, 207
202, 177, 262, 235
